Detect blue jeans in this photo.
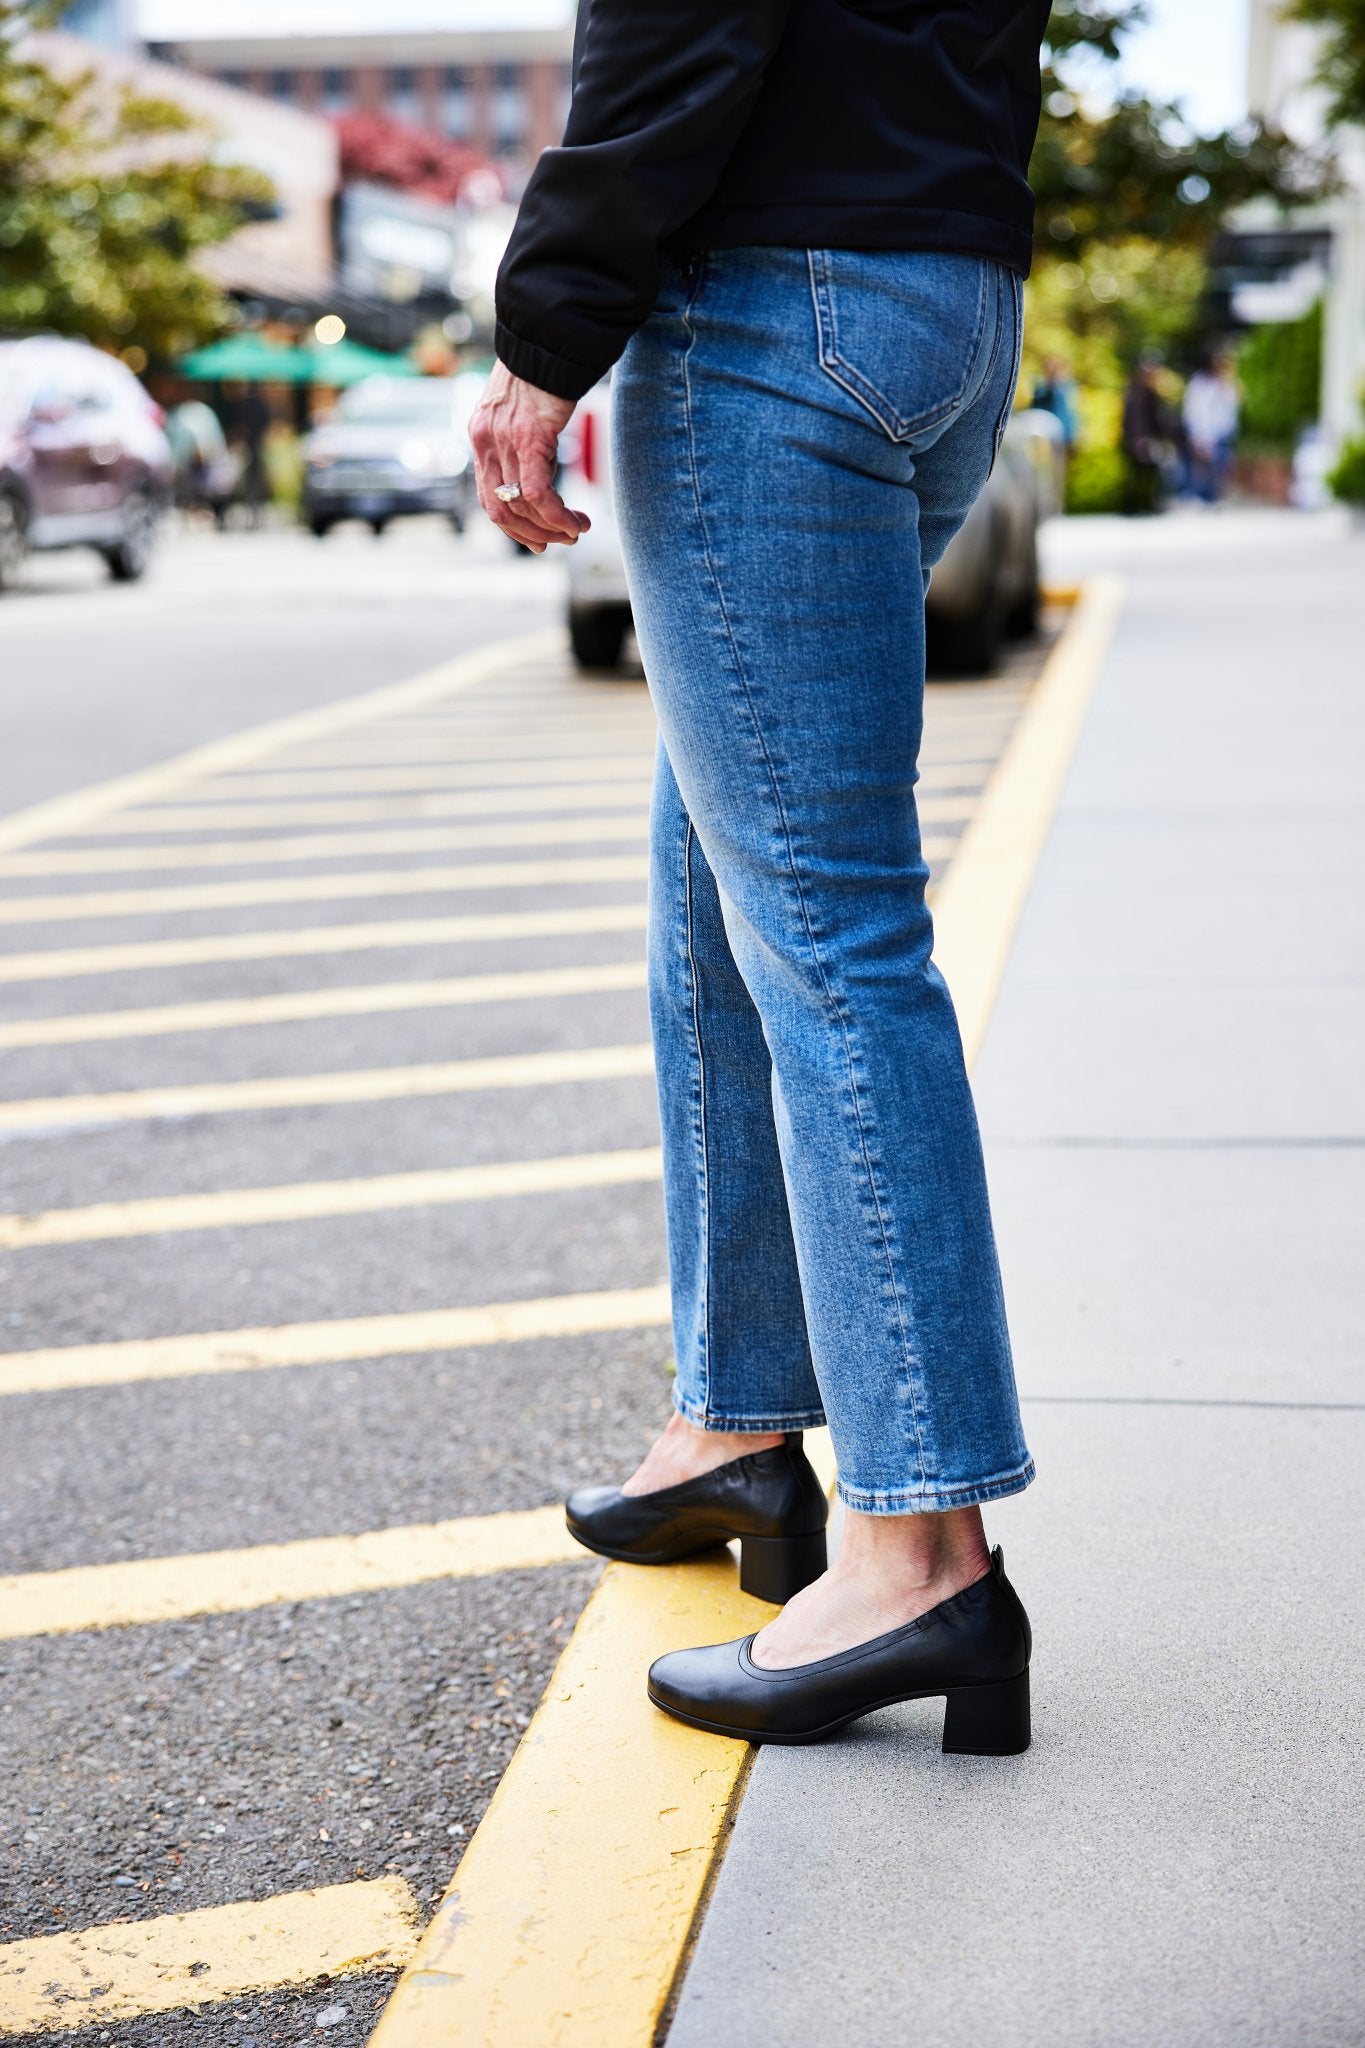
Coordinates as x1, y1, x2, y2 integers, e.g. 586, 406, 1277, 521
614, 247, 1033, 1513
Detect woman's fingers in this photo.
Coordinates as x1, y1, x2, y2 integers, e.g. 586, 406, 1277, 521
470, 364, 587, 549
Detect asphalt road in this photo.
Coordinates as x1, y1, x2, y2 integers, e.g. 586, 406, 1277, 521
0, 515, 561, 821
0, 514, 1053, 2046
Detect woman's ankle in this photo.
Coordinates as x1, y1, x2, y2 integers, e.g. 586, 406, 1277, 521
621, 1414, 784, 1496
835, 1503, 991, 1598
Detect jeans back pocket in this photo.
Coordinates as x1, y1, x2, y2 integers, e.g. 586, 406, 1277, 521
808, 248, 992, 445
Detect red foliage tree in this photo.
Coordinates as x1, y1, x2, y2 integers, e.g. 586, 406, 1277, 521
334, 110, 502, 205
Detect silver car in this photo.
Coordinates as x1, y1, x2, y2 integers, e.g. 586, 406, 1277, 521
562, 382, 1060, 673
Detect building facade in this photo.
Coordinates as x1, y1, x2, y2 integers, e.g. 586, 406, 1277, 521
146, 20, 575, 167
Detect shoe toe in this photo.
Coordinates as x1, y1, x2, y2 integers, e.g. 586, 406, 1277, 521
647, 1638, 749, 1723
564, 1484, 620, 1531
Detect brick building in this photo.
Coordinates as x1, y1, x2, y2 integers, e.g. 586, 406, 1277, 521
140, 1, 576, 167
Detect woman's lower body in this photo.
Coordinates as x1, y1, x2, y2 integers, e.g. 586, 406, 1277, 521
572, 246, 1035, 1744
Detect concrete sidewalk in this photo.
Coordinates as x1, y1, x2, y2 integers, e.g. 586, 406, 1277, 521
666, 510, 1365, 2048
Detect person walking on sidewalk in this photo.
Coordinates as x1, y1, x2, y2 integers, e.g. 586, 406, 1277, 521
470, 0, 1043, 1755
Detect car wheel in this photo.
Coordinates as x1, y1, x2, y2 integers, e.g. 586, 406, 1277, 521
105, 488, 160, 582
449, 508, 466, 536
1006, 530, 1041, 638
309, 515, 334, 539
370, 518, 389, 537
927, 586, 1005, 675
0, 491, 29, 593
569, 605, 630, 671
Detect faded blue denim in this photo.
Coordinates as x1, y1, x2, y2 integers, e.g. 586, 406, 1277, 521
614, 246, 1034, 1513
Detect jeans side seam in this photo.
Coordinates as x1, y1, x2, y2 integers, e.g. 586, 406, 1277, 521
681, 815, 713, 1417
678, 293, 931, 1492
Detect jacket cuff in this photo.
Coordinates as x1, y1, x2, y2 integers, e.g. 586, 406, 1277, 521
494, 320, 605, 403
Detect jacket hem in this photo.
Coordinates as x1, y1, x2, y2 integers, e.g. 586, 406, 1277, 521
494, 320, 606, 402
671, 201, 1034, 277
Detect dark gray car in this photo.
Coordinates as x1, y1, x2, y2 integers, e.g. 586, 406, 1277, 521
303, 375, 479, 538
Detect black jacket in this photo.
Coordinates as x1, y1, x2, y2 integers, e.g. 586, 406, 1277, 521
495, 0, 1049, 402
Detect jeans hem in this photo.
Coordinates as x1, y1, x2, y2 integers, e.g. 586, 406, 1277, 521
672, 1390, 827, 1434
836, 1456, 1035, 1515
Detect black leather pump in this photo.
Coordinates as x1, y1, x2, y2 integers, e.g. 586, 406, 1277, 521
565, 1432, 829, 1605
647, 1545, 1032, 1753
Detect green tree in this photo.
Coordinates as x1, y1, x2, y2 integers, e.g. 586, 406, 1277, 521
0, 0, 273, 358
1286, 0, 1365, 128
1034, 1, 1327, 265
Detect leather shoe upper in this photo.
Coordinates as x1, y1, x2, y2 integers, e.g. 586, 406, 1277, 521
566, 1432, 828, 1566
648, 1546, 1030, 1740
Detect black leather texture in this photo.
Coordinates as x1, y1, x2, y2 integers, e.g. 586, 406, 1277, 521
565, 1432, 829, 1567
647, 1545, 1032, 1746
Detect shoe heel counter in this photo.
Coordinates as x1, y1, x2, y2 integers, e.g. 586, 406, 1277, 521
784, 1433, 831, 1533
990, 1546, 1032, 1666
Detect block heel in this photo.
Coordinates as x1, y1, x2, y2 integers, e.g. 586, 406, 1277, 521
739, 1528, 827, 1604
941, 1667, 1031, 1756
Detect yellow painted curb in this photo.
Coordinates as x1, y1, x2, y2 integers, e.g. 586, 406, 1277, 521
367, 583, 1124, 2048
0, 1880, 418, 2035
369, 1557, 769, 2048
933, 575, 1124, 1065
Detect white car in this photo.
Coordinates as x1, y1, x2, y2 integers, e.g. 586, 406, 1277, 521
562, 381, 1060, 673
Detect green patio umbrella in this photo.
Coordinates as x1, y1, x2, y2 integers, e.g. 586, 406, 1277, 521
179, 332, 310, 383
180, 333, 419, 387
303, 338, 420, 386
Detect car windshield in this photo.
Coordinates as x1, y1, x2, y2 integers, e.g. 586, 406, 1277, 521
336, 380, 455, 427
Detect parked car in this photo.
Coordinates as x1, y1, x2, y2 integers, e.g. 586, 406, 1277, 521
303, 374, 480, 537
561, 381, 1060, 674
0, 336, 173, 593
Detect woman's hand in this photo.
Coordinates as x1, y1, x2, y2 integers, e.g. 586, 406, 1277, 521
470, 362, 590, 554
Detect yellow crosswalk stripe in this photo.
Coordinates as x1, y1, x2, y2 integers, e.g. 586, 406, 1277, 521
0, 1041, 655, 1134
192, 757, 653, 798
0, 813, 652, 878
0, 959, 649, 1049
0, 901, 648, 986
0, 1146, 663, 1248
0, 628, 560, 856
71, 780, 653, 837
0, 1282, 671, 1396
0, 1505, 584, 1640
276, 736, 654, 766
0, 853, 649, 927
0, 815, 958, 881
0, 1881, 419, 2035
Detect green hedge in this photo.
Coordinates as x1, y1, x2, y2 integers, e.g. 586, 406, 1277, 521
1327, 433, 1365, 506
1065, 445, 1129, 515
1237, 301, 1323, 455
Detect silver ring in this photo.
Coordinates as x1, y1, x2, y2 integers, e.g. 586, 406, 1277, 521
494, 482, 523, 504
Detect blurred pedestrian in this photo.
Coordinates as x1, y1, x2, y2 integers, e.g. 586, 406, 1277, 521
1182, 349, 1240, 504
468, 0, 1039, 1754
1121, 352, 1176, 514
1030, 354, 1079, 451
225, 383, 271, 529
